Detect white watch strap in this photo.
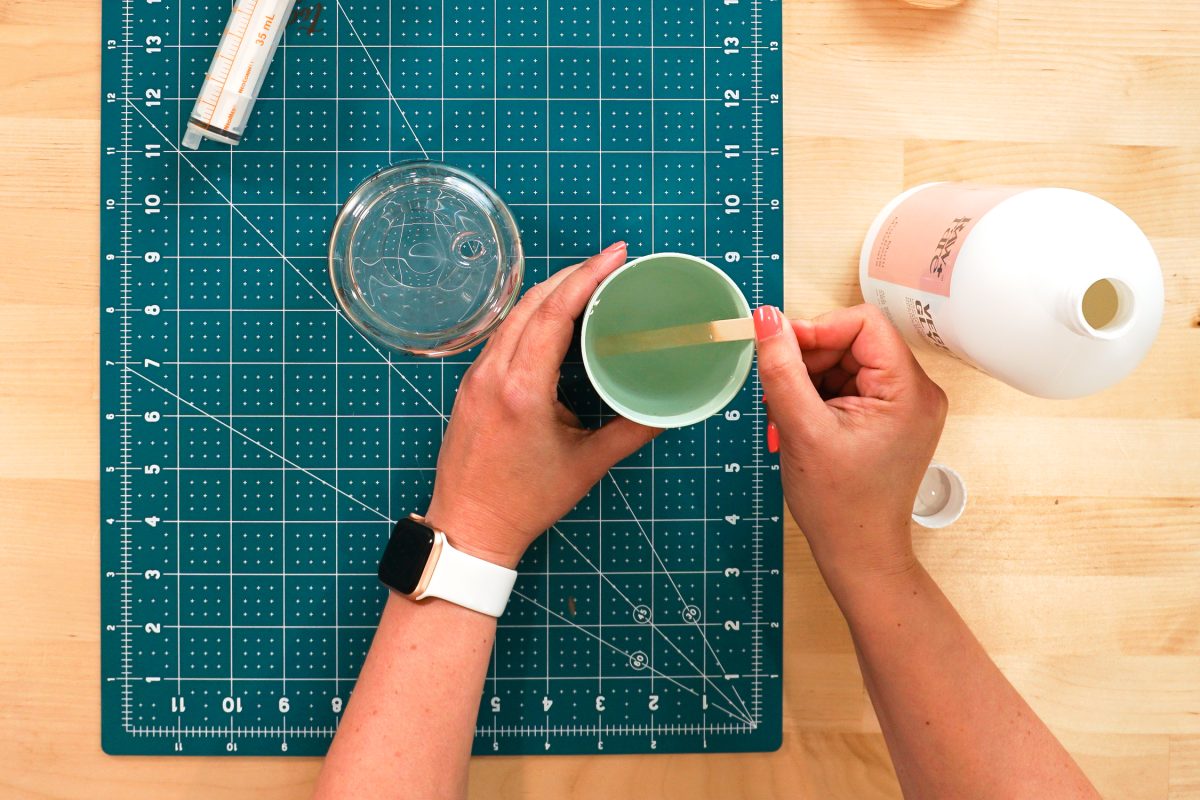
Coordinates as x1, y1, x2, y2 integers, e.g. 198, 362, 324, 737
416, 533, 518, 617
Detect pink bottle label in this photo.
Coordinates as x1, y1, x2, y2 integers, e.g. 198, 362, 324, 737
868, 183, 1026, 297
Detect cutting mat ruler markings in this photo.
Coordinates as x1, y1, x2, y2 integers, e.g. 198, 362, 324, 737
101, 0, 783, 756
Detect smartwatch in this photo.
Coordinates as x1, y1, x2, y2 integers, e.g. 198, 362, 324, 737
378, 514, 518, 618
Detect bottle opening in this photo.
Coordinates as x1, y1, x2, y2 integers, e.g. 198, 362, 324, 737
1079, 278, 1135, 338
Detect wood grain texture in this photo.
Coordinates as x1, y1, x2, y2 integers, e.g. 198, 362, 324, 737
1172, 737, 1200, 797
2, 0, 1199, 798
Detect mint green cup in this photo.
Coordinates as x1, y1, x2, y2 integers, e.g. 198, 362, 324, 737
581, 253, 754, 428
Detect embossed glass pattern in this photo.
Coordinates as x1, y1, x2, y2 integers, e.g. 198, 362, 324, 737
329, 161, 524, 356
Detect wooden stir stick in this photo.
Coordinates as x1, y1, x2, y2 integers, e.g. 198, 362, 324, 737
593, 317, 757, 357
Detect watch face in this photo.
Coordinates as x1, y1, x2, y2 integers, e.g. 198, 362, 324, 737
379, 517, 436, 594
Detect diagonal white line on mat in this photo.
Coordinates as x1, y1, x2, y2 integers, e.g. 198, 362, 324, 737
334, 0, 431, 159
551, 524, 756, 727
551, 389, 755, 722
606, 472, 755, 721
509, 589, 753, 727
129, 367, 390, 521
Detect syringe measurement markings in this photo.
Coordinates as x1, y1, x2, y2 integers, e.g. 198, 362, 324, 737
185, 0, 296, 147
191, 1, 258, 127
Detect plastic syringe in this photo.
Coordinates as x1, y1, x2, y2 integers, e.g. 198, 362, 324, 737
182, 0, 298, 149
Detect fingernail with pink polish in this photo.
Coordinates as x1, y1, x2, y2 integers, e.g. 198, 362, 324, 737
767, 422, 780, 453
754, 306, 782, 340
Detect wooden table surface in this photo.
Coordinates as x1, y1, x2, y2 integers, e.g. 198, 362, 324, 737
3, 0, 1199, 797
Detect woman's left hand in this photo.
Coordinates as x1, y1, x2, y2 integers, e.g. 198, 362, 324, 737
424, 242, 661, 568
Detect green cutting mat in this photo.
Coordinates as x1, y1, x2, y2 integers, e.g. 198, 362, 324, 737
100, 0, 784, 756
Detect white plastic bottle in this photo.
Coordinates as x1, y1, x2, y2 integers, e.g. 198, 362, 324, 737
859, 183, 1164, 398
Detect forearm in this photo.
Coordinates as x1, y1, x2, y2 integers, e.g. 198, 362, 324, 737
314, 593, 495, 800
825, 556, 1098, 799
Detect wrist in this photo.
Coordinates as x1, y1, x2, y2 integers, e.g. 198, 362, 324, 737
805, 523, 922, 605
821, 551, 927, 623
422, 507, 525, 570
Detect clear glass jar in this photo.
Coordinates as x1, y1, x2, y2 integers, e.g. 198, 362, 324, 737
329, 161, 524, 356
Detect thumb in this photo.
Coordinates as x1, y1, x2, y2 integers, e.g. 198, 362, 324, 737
583, 416, 662, 475
753, 306, 826, 432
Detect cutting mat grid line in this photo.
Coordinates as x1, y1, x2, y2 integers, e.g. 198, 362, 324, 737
100, 0, 783, 756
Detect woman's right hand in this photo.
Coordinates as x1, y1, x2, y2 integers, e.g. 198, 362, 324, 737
752, 304, 948, 592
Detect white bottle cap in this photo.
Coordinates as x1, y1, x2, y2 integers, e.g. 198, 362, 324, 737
912, 462, 967, 529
